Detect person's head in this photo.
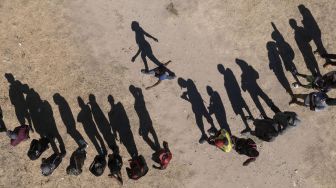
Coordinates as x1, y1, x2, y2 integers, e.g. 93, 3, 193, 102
266, 41, 276, 51
88, 94, 96, 103
52, 93, 63, 105
235, 58, 247, 68
215, 137, 229, 148
289, 19, 298, 29
206, 86, 214, 95
108, 95, 114, 105
21, 84, 29, 93
129, 85, 136, 93
131, 21, 140, 31
77, 97, 86, 108
177, 77, 187, 88
217, 64, 225, 74
298, 4, 306, 14
4, 73, 15, 83
41, 165, 52, 176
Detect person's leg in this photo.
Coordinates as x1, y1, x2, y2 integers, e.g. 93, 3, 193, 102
326, 98, 336, 106
290, 94, 307, 106
141, 52, 149, 71
195, 113, 207, 143
147, 53, 164, 67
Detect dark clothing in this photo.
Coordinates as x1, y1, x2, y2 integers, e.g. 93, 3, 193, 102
233, 137, 259, 158
8, 125, 29, 146
67, 148, 86, 176
253, 119, 280, 142
41, 153, 62, 176
126, 155, 148, 180
108, 153, 123, 175
27, 138, 50, 160
89, 155, 106, 176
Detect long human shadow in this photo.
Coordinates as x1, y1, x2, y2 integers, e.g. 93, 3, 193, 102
0, 106, 7, 132
177, 78, 216, 143
131, 21, 164, 71
53, 93, 86, 148
236, 59, 281, 118
108, 95, 138, 158
289, 19, 321, 76
271, 22, 300, 83
77, 97, 107, 156
217, 64, 252, 133
88, 94, 119, 153
4, 73, 32, 130
129, 85, 160, 152
298, 5, 329, 59
267, 41, 294, 100
206, 86, 231, 134
24, 86, 66, 155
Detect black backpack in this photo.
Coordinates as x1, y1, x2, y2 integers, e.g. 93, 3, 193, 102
253, 119, 280, 142
27, 138, 49, 160
273, 111, 300, 133
126, 155, 148, 180
89, 155, 106, 176
67, 149, 86, 176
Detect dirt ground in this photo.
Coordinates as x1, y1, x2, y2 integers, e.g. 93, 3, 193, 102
0, 0, 336, 187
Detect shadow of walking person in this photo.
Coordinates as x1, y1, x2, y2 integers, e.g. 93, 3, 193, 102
206, 86, 231, 134
298, 4, 330, 63
289, 19, 321, 76
236, 59, 281, 118
218, 64, 253, 133
108, 95, 138, 158
4, 73, 32, 131
267, 41, 294, 100
53, 93, 87, 149
177, 78, 216, 144
77, 97, 107, 156
129, 85, 160, 152
131, 21, 164, 73
271, 22, 300, 83
88, 94, 119, 153
25, 86, 66, 156
0, 106, 7, 132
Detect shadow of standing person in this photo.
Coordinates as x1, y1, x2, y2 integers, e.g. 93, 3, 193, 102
4, 73, 32, 131
236, 59, 281, 118
218, 64, 253, 133
289, 19, 321, 76
108, 95, 138, 158
131, 21, 164, 73
177, 78, 216, 144
0, 106, 7, 132
77, 97, 107, 156
53, 93, 87, 149
271, 22, 300, 83
129, 85, 160, 152
25, 87, 66, 156
298, 5, 330, 63
206, 86, 231, 134
267, 41, 294, 100
88, 94, 119, 153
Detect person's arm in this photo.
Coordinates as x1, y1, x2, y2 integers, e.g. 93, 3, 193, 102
309, 93, 316, 111
131, 48, 141, 62
145, 80, 162, 90
143, 30, 158, 42
180, 91, 189, 101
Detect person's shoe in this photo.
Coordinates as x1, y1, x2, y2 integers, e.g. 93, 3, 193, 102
292, 82, 299, 88
240, 128, 251, 135
207, 127, 217, 136
289, 99, 297, 106
198, 135, 208, 144
141, 69, 150, 74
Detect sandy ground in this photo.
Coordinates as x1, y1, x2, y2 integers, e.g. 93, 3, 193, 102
0, 0, 336, 187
